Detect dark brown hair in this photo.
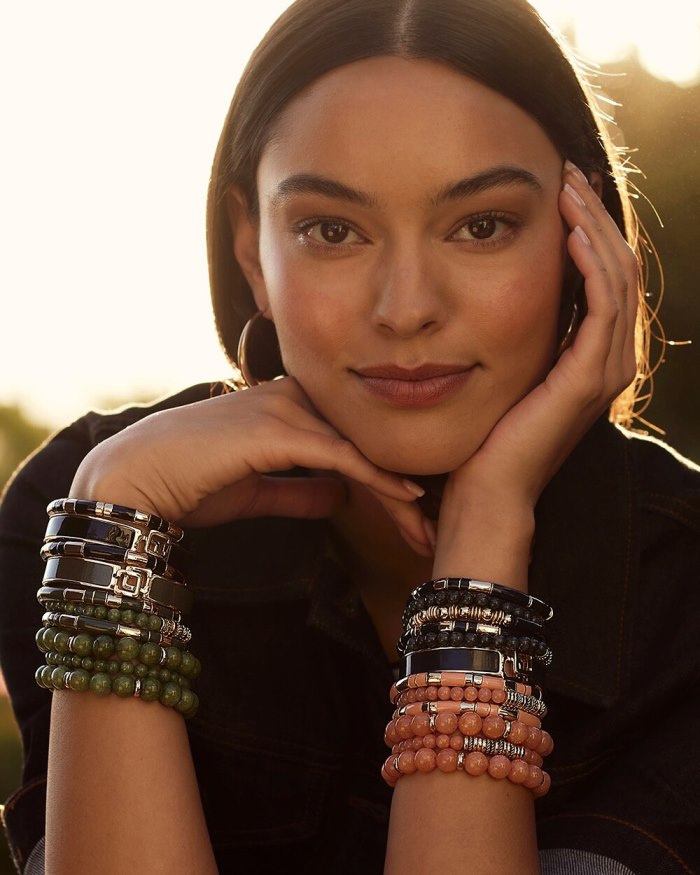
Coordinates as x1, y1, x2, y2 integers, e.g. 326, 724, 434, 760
206, 0, 647, 424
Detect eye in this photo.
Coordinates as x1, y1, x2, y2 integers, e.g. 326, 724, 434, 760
296, 218, 365, 248
451, 212, 520, 247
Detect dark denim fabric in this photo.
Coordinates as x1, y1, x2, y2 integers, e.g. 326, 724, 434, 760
1, 384, 698, 875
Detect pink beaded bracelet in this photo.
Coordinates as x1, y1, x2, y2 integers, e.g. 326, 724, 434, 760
390, 671, 539, 703
393, 699, 543, 728
390, 733, 545, 767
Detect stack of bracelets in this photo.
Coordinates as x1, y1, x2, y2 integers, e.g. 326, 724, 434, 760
33, 498, 200, 719
382, 577, 554, 797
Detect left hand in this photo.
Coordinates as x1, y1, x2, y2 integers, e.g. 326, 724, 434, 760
432, 161, 640, 580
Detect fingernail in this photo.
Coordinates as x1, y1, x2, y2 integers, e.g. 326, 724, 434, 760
564, 183, 585, 208
564, 160, 587, 182
574, 225, 591, 246
402, 479, 425, 497
423, 517, 437, 551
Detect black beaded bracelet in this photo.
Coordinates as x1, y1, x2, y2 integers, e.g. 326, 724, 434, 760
399, 625, 551, 660
41, 539, 185, 582
407, 579, 553, 621
404, 609, 546, 640
42, 556, 193, 614
47, 498, 184, 541
45, 514, 188, 569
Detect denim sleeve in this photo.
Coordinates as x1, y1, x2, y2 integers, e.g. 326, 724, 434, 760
541, 849, 636, 874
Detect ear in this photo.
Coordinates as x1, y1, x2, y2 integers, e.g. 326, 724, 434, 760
225, 186, 270, 314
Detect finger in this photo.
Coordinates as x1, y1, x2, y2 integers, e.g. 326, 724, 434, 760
368, 488, 434, 557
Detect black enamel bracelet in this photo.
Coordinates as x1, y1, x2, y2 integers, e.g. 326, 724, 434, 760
41, 611, 191, 646
36, 585, 182, 622
400, 647, 546, 687
41, 540, 185, 582
47, 499, 184, 541
42, 556, 193, 614
44, 514, 188, 569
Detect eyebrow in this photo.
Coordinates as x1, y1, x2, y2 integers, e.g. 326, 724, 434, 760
268, 165, 543, 212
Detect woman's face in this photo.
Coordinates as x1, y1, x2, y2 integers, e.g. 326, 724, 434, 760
239, 56, 569, 474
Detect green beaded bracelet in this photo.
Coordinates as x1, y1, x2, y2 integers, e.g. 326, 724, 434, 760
35, 662, 199, 718
42, 651, 194, 688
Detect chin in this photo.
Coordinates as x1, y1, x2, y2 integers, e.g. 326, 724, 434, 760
357, 436, 482, 477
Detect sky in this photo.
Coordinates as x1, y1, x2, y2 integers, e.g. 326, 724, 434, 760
2, 0, 699, 430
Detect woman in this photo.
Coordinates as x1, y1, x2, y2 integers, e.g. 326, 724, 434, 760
1, 0, 698, 873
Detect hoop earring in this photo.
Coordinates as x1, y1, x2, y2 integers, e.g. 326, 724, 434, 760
236, 310, 285, 387
555, 299, 579, 360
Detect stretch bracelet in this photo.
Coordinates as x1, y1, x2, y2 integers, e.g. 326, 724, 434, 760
390, 733, 540, 763
36, 626, 200, 674
405, 579, 553, 623
41, 540, 185, 582
399, 624, 550, 659
391, 671, 538, 701
382, 749, 551, 797
43, 556, 193, 614
41, 610, 192, 647
47, 499, 184, 542
35, 664, 199, 718
41, 653, 195, 691
36, 585, 181, 622
386, 712, 552, 752
393, 700, 542, 728
393, 685, 547, 718
41, 601, 192, 644
405, 607, 545, 636
44, 514, 189, 568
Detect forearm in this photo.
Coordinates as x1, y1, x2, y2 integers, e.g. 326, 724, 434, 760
385, 506, 541, 875
47, 693, 219, 875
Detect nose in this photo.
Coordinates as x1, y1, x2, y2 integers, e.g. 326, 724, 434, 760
371, 243, 446, 338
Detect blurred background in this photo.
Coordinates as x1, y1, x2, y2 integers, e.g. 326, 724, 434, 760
1, 1, 698, 871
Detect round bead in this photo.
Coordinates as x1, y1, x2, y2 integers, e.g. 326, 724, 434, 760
464, 686, 478, 702
139, 676, 162, 702
160, 681, 182, 708
383, 755, 400, 781
107, 609, 121, 623
491, 689, 506, 704
533, 771, 552, 798
508, 720, 529, 745
135, 613, 150, 629
89, 673, 112, 697
43, 627, 58, 650
436, 734, 450, 750
436, 749, 458, 772
487, 755, 511, 779
93, 606, 108, 619
179, 651, 196, 678
411, 737, 422, 751
119, 661, 134, 674
384, 721, 399, 746
120, 609, 135, 625
526, 727, 543, 751
35, 628, 49, 653
396, 716, 413, 740
107, 660, 120, 675
147, 614, 162, 631
412, 713, 432, 738
69, 655, 82, 668
175, 687, 195, 714
165, 646, 182, 671
458, 712, 482, 736
482, 715, 506, 740
158, 668, 171, 683
524, 765, 544, 789
71, 634, 93, 657
116, 637, 139, 661
422, 734, 436, 749
134, 663, 148, 678
449, 733, 464, 751
180, 690, 199, 718
67, 669, 90, 692
92, 635, 115, 659
50, 666, 68, 689
463, 751, 489, 775
34, 666, 47, 688
139, 642, 161, 667
449, 687, 463, 701
426, 686, 438, 701
415, 687, 426, 702
81, 657, 94, 671
537, 730, 554, 757
508, 759, 530, 784
434, 711, 458, 734
397, 751, 416, 774
437, 685, 451, 700
405, 689, 417, 703
477, 687, 491, 702
53, 632, 70, 654
112, 674, 136, 698
414, 747, 437, 773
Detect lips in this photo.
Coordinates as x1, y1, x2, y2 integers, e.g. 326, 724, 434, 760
351, 363, 474, 407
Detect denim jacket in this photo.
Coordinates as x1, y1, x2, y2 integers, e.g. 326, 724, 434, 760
1, 384, 698, 874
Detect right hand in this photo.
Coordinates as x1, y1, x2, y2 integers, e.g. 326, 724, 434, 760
70, 376, 432, 556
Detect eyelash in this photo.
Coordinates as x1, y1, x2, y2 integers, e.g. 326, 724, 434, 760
293, 211, 521, 254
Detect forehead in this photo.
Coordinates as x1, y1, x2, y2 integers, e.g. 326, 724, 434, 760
259, 55, 562, 197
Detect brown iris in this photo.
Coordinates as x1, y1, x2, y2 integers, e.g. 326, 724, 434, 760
320, 222, 350, 243
467, 217, 496, 239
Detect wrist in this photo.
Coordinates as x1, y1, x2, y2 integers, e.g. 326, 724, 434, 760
431, 504, 535, 591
